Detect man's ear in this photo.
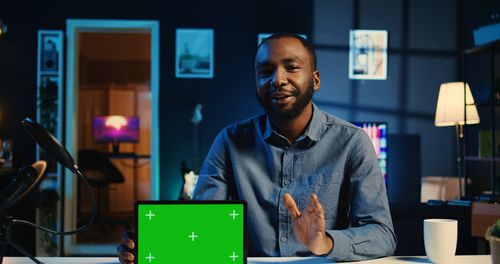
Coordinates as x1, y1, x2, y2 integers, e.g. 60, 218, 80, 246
313, 71, 320, 91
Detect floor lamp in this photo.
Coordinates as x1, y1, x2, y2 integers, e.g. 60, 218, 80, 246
434, 82, 480, 199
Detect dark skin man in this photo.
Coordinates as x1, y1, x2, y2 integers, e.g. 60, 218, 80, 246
117, 35, 334, 263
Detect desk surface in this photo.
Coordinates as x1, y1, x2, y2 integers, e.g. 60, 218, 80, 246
1, 255, 492, 264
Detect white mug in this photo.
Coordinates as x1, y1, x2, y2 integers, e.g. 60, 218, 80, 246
423, 219, 458, 263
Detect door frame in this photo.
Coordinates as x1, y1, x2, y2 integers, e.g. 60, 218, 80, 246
65, 19, 160, 255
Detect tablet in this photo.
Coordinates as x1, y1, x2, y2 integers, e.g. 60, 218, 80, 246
135, 200, 246, 263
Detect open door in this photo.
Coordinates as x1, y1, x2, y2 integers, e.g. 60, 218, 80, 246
65, 19, 159, 255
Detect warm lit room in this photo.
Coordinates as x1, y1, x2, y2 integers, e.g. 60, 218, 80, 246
0, 0, 499, 263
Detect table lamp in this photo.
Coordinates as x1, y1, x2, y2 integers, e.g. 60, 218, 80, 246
434, 82, 480, 198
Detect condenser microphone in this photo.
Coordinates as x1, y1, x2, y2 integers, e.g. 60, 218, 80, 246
0, 161, 46, 213
0, 119, 97, 264
21, 118, 78, 173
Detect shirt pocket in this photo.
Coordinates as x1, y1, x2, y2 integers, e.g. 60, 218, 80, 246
298, 171, 342, 221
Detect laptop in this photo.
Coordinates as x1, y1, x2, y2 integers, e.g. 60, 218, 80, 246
135, 200, 246, 263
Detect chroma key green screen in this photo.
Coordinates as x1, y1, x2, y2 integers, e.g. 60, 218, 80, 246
136, 201, 246, 264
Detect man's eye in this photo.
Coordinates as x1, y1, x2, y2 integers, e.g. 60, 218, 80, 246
287, 65, 300, 71
258, 69, 272, 76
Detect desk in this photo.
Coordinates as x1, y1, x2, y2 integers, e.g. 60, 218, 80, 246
1, 255, 492, 263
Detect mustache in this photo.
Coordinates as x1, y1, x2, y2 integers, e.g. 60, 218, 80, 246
266, 88, 299, 98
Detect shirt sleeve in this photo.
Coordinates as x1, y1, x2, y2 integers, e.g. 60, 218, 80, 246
325, 130, 397, 261
192, 129, 233, 200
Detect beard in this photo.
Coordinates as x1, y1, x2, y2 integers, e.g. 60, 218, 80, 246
257, 80, 315, 123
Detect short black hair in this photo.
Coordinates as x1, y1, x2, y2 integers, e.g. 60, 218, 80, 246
257, 32, 317, 70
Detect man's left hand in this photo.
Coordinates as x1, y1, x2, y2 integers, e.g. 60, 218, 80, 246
283, 193, 334, 255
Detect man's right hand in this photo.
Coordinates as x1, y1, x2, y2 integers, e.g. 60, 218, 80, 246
117, 230, 136, 264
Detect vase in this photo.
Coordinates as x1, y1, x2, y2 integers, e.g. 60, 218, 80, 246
486, 226, 500, 264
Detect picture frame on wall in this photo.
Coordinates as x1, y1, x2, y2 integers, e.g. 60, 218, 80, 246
349, 30, 388, 80
40, 33, 62, 72
175, 28, 214, 79
257, 33, 307, 45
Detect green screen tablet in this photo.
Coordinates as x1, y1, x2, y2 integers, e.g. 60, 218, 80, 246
136, 201, 246, 264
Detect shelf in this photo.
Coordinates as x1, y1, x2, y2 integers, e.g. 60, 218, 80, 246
472, 102, 500, 107
465, 156, 500, 162
464, 40, 500, 55
39, 71, 60, 75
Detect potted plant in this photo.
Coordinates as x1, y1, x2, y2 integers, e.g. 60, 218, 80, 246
486, 219, 500, 264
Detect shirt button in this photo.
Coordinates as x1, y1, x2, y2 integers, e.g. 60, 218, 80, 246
283, 180, 289, 185
281, 237, 287, 242
280, 206, 286, 211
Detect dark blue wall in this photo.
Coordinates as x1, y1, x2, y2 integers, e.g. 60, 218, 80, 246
312, 0, 461, 179
0, 0, 313, 202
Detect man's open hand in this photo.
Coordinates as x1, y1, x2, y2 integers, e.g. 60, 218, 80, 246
283, 193, 334, 255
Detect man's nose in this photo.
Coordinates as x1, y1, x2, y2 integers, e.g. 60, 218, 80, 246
270, 68, 287, 87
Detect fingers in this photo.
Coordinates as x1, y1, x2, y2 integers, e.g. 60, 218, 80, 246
117, 244, 135, 263
283, 193, 301, 219
118, 230, 136, 264
121, 230, 135, 249
307, 194, 325, 218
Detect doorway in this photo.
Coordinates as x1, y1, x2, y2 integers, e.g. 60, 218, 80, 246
65, 19, 159, 255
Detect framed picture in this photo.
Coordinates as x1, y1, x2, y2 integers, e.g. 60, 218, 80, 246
257, 33, 307, 45
349, 30, 388, 80
40, 33, 62, 72
176, 28, 214, 78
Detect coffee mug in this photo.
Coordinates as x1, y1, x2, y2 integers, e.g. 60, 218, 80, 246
424, 219, 457, 263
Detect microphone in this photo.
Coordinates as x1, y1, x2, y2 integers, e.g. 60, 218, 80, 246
0, 118, 97, 264
0, 161, 46, 212
21, 117, 78, 173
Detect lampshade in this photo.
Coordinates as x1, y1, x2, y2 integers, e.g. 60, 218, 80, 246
435, 82, 480, 126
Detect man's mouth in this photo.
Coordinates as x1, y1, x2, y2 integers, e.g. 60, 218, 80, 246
270, 93, 294, 104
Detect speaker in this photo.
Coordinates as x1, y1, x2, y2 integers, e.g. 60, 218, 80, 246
387, 134, 421, 204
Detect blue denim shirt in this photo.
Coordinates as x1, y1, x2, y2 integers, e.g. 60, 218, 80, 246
193, 104, 396, 261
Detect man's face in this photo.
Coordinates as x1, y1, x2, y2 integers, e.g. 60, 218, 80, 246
255, 37, 320, 122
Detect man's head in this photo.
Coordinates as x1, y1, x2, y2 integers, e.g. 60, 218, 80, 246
255, 33, 320, 123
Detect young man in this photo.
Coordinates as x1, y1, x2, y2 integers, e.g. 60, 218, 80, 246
118, 33, 396, 263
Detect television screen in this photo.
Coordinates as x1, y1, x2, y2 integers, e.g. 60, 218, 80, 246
352, 122, 388, 182
93, 115, 139, 143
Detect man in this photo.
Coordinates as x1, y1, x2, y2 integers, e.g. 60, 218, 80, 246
118, 33, 396, 263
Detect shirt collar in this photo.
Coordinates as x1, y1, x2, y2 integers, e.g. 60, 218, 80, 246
262, 103, 324, 144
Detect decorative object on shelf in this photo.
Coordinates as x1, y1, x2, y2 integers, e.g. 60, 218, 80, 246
175, 28, 214, 79
473, 22, 500, 46
479, 130, 500, 157
349, 30, 388, 80
485, 219, 500, 264
0, 138, 13, 170
435, 82, 480, 198
0, 20, 7, 37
